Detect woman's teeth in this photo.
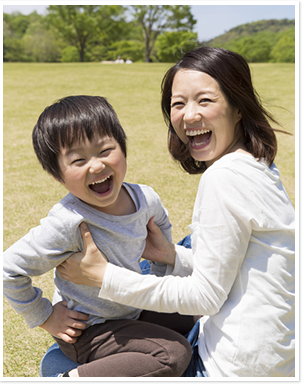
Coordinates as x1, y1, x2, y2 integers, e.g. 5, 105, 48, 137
186, 129, 211, 137
186, 129, 212, 147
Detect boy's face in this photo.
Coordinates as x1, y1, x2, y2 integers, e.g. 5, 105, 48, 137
57, 135, 127, 215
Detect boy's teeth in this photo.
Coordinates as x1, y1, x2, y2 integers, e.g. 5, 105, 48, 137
186, 129, 211, 136
90, 176, 110, 185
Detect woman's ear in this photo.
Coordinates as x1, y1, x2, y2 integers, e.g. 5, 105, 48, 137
235, 108, 242, 123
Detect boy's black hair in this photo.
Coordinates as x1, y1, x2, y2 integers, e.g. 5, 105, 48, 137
32, 95, 127, 182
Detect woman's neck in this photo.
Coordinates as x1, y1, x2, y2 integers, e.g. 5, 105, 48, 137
205, 130, 250, 168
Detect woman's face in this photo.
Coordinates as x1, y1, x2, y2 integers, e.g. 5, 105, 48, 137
170, 69, 242, 166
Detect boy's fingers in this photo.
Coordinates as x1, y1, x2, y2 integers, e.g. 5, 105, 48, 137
68, 310, 89, 322
60, 333, 78, 344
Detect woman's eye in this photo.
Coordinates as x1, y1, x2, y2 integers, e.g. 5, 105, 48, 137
171, 101, 184, 108
200, 98, 212, 103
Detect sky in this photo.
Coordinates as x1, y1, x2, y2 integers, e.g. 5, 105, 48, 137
2, 2, 297, 41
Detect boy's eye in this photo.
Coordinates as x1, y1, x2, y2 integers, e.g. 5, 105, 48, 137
100, 148, 113, 155
71, 158, 85, 164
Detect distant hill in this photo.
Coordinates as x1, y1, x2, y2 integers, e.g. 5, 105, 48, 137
205, 19, 295, 46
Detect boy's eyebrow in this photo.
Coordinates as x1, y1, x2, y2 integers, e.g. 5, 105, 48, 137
62, 144, 84, 157
62, 136, 113, 156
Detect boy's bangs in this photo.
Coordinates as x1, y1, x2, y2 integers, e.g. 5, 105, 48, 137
58, 117, 109, 150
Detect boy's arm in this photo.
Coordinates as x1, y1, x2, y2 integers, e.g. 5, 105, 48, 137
3, 237, 54, 328
3, 215, 80, 328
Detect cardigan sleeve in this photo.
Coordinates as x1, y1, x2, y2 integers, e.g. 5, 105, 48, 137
98, 168, 254, 315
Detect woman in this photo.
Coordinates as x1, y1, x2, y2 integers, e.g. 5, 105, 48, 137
57, 47, 295, 377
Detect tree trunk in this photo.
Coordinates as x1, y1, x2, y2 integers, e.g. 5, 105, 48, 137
79, 46, 85, 62
144, 34, 150, 62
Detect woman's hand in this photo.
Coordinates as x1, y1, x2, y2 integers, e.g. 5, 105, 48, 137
143, 217, 176, 266
56, 222, 108, 287
39, 300, 89, 343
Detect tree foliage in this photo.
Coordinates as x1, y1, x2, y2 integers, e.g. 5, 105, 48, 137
130, 5, 196, 62
3, 8, 295, 63
156, 31, 198, 62
23, 20, 62, 62
209, 20, 295, 63
3, 11, 42, 62
45, 5, 127, 62
270, 27, 295, 63
208, 18, 295, 46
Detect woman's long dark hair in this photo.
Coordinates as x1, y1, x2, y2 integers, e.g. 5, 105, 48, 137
161, 47, 289, 174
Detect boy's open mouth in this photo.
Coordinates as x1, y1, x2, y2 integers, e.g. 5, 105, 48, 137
186, 129, 212, 148
89, 175, 112, 194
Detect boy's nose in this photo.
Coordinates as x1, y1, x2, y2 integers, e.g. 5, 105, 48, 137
89, 158, 106, 173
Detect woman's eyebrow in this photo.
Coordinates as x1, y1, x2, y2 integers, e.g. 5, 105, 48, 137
171, 90, 217, 99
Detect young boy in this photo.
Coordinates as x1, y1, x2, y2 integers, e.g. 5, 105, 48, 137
3, 95, 192, 377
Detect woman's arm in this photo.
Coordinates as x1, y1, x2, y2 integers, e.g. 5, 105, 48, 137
142, 217, 176, 266
57, 222, 108, 287
99, 169, 252, 315
57, 218, 181, 285
58, 169, 253, 316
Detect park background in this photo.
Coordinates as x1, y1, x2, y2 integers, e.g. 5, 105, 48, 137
3, 4, 296, 63
2, 3, 297, 378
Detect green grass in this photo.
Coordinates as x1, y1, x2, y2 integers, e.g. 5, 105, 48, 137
3, 62, 295, 377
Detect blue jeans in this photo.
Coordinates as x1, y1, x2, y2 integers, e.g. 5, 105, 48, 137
40, 235, 207, 377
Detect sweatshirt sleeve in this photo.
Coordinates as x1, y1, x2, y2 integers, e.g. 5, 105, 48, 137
98, 169, 253, 316
3, 208, 81, 328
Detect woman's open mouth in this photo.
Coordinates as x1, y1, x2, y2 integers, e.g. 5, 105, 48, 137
186, 129, 212, 149
89, 175, 113, 195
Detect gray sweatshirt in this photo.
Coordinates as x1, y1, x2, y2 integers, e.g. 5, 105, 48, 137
3, 183, 172, 329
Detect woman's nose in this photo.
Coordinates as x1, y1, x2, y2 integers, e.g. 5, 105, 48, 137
89, 158, 105, 173
184, 104, 201, 123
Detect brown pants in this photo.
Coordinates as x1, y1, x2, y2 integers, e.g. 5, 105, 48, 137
54, 311, 195, 377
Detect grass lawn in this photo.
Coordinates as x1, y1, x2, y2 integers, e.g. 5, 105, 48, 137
3, 62, 295, 377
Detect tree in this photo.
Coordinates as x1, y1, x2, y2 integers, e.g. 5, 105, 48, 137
3, 12, 31, 37
106, 40, 145, 62
130, 5, 196, 62
23, 21, 62, 62
224, 36, 272, 63
45, 5, 126, 62
156, 31, 198, 62
270, 28, 295, 63
3, 11, 42, 62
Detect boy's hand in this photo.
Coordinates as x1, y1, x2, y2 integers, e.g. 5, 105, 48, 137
142, 217, 176, 266
39, 301, 88, 343
57, 222, 108, 287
